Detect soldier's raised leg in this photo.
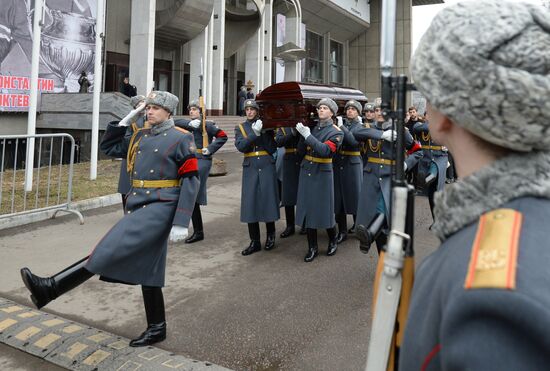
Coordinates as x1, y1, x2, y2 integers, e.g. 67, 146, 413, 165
20, 257, 93, 309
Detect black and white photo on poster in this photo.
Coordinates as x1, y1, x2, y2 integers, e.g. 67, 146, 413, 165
0, 0, 97, 111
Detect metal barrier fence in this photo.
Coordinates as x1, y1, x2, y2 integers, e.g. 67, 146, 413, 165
0, 134, 84, 225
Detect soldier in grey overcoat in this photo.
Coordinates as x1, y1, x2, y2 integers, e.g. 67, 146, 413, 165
412, 116, 447, 221
356, 101, 421, 253
234, 99, 280, 255
333, 100, 365, 244
21, 91, 199, 348
399, 2, 550, 368
295, 98, 344, 262
117, 95, 146, 209
275, 126, 301, 238
176, 100, 228, 243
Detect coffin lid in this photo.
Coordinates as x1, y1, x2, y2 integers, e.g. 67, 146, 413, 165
256, 82, 367, 103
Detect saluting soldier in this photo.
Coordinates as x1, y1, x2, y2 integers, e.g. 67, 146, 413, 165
356, 100, 421, 253
400, 2, 550, 369
20, 91, 200, 347
234, 99, 280, 255
275, 126, 301, 238
295, 98, 344, 262
117, 95, 146, 209
333, 100, 365, 243
176, 100, 228, 243
412, 111, 448, 221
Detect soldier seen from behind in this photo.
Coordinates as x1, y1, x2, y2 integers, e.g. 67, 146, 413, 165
20, 91, 200, 347
400, 1, 550, 369
234, 100, 280, 256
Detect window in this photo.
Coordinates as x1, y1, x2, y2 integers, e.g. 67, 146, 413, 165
302, 30, 324, 83
330, 40, 343, 85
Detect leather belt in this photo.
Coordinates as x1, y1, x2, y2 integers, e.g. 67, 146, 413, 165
368, 157, 395, 165
132, 179, 180, 188
339, 150, 361, 156
244, 150, 270, 158
422, 145, 443, 151
305, 155, 332, 164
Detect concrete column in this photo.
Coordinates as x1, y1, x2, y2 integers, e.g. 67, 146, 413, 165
129, 0, 155, 95
323, 32, 331, 84
189, 26, 209, 107
262, 0, 273, 89
227, 54, 237, 115
245, 26, 262, 97
343, 40, 350, 86
283, 7, 301, 82
209, 0, 226, 115
172, 46, 185, 115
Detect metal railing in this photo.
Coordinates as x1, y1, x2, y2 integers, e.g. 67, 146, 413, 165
0, 133, 84, 225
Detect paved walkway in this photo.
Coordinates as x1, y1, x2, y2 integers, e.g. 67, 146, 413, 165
0, 151, 440, 370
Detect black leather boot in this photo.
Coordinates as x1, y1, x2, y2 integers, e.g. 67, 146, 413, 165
327, 227, 338, 256
264, 234, 276, 250
130, 286, 166, 347
348, 216, 356, 234
20, 257, 93, 309
241, 240, 261, 256
336, 231, 347, 244
304, 228, 318, 262
185, 230, 204, 244
280, 226, 295, 238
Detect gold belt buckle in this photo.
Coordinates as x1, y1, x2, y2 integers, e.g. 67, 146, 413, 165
139, 180, 144, 187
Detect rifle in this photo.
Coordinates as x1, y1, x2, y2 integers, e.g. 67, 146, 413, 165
199, 58, 208, 149
359, 0, 416, 370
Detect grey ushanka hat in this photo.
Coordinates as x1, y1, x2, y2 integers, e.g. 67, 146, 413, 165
363, 102, 375, 112
188, 99, 200, 110
317, 98, 338, 116
411, 0, 550, 152
130, 95, 145, 108
146, 91, 179, 114
345, 100, 362, 114
244, 99, 259, 110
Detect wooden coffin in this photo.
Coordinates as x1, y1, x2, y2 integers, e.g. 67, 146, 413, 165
255, 82, 368, 128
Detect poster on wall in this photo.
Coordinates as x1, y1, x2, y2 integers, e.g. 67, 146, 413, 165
0, 0, 98, 112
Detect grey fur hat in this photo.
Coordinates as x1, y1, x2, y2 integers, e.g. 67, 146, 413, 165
145, 91, 179, 114
244, 99, 259, 110
411, 0, 550, 152
317, 98, 338, 115
188, 99, 200, 110
363, 102, 375, 112
130, 95, 145, 108
345, 100, 362, 114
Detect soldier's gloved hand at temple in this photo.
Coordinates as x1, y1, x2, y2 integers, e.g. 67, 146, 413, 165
381, 130, 397, 142
336, 116, 344, 127
296, 122, 311, 139
189, 119, 201, 129
169, 225, 189, 243
118, 102, 146, 127
202, 148, 211, 156
252, 120, 263, 135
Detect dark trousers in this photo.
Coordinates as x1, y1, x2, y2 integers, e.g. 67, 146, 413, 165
248, 222, 275, 241
191, 203, 203, 232
284, 206, 295, 227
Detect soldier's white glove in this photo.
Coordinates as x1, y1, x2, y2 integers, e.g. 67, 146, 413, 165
169, 225, 188, 243
202, 148, 211, 156
189, 119, 201, 129
442, 146, 448, 152
296, 122, 311, 139
119, 102, 146, 127
336, 116, 344, 127
252, 120, 263, 135
381, 130, 397, 142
